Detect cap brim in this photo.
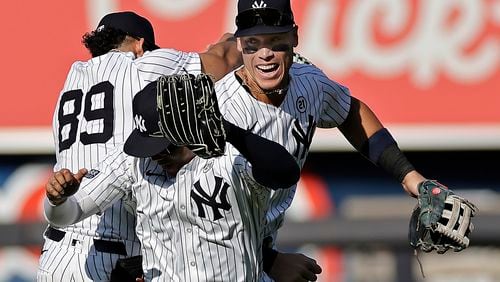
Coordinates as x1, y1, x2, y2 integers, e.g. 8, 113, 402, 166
124, 129, 171, 158
234, 25, 294, 37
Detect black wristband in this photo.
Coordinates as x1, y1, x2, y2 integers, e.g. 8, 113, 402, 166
360, 128, 414, 182
378, 144, 415, 182
360, 128, 396, 163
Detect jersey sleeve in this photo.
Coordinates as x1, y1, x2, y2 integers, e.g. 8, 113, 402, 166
78, 146, 136, 213
135, 48, 202, 83
315, 69, 352, 128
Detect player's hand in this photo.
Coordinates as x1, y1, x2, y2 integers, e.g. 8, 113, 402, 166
268, 252, 322, 282
46, 168, 88, 205
206, 33, 236, 50
401, 170, 426, 197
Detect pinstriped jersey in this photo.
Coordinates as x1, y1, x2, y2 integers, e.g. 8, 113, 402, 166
75, 145, 269, 281
52, 49, 201, 241
215, 63, 351, 240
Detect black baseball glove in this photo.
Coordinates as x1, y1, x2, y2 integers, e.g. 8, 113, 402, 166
110, 255, 143, 282
409, 180, 478, 254
156, 73, 226, 159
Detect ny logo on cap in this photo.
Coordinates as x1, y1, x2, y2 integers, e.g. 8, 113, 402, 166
134, 115, 147, 132
252, 0, 267, 8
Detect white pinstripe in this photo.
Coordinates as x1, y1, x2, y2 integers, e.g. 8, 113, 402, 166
38, 49, 201, 281
70, 144, 269, 281
215, 63, 351, 247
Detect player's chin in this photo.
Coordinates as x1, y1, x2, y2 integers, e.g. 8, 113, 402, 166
257, 79, 282, 92
256, 72, 285, 90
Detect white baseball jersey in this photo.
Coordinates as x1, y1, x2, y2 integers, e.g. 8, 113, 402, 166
215, 63, 351, 242
68, 144, 270, 282
38, 49, 201, 281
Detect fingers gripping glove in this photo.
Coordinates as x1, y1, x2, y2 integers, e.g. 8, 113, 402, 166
157, 73, 226, 158
409, 180, 478, 254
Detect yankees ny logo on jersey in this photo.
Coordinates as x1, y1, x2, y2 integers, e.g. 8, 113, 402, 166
292, 115, 316, 160
191, 176, 231, 220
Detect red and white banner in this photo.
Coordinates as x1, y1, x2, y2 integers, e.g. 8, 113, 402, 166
1, 0, 499, 152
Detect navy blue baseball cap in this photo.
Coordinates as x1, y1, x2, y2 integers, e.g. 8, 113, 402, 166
234, 0, 295, 37
97, 11, 160, 50
124, 81, 171, 158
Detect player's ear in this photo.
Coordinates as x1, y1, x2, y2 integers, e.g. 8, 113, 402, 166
236, 38, 243, 52
135, 38, 145, 57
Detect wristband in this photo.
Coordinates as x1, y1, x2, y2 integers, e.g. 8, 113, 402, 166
361, 128, 415, 182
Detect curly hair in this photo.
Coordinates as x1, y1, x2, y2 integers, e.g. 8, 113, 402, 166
82, 27, 129, 57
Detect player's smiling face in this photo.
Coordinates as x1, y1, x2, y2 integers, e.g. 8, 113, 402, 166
237, 30, 297, 91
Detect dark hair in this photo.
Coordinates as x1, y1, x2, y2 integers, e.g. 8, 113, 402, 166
82, 27, 128, 57
141, 41, 158, 53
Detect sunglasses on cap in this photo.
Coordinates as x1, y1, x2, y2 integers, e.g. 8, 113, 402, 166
236, 8, 294, 30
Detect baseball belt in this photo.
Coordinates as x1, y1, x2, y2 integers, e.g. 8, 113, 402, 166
45, 226, 127, 256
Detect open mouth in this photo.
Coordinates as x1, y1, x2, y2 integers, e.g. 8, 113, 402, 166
256, 63, 279, 73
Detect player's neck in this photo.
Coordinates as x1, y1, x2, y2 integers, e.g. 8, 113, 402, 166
236, 68, 287, 107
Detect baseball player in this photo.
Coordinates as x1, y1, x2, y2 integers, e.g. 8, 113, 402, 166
38, 11, 241, 281
215, 0, 431, 280
43, 81, 301, 281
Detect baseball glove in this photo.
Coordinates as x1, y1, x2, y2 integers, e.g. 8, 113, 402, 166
156, 73, 226, 159
409, 180, 478, 254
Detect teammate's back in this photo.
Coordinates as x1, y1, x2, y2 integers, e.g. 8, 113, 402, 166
39, 11, 202, 281
54, 49, 201, 173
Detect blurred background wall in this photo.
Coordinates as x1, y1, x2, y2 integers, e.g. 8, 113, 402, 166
0, 0, 499, 281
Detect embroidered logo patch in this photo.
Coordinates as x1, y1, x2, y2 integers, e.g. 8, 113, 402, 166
84, 169, 100, 179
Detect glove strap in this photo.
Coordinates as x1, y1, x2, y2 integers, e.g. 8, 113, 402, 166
413, 249, 426, 279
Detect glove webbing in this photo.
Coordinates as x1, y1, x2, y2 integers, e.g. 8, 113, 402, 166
435, 195, 475, 248
157, 75, 199, 145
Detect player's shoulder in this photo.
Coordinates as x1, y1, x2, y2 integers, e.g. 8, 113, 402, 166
290, 63, 347, 89
290, 63, 324, 77
136, 49, 201, 74
215, 68, 240, 85
214, 69, 244, 98
69, 52, 134, 70
140, 48, 200, 61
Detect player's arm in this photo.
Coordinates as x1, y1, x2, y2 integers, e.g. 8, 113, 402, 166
44, 168, 130, 227
45, 168, 91, 227
224, 120, 300, 189
44, 168, 101, 227
199, 33, 242, 81
45, 149, 134, 227
338, 97, 423, 196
